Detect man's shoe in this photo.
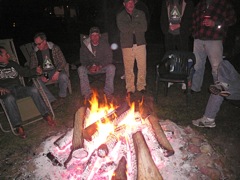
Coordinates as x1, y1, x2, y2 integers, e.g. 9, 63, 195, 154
16, 126, 27, 139
139, 89, 147, 94
126, 91, 134, 97
120, 74, 125, 80
192, 116, 216, 128
44, 115, 56, 126
168, 82, 174, 88
105, 93, 113, 102
209, 82, 230, 97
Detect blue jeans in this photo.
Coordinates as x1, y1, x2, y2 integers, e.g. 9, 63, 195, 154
192, 39, 223, 92
78, 64, 115, 97
37, 70, 68, 102
1, 86, 49, 127
204, 61, 240, 119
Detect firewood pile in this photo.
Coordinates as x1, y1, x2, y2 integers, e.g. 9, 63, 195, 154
27, 103, 232, 179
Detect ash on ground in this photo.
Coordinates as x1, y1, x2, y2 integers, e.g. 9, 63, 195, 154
19, 120, 234, 180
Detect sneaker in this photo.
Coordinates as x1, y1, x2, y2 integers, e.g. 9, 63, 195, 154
181, 83, 186, 90
209, 82, 230, 97
192, 116, 216, 128
168, 82, 174, 88
120, 74, 125, 80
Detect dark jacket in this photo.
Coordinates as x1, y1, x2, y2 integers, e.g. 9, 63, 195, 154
117, 9, 147, 48
161, 0, 194, 37
80, 36, 113, 67
0, 60, 36, 89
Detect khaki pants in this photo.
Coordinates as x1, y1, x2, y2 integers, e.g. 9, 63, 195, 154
122, 44, 146, 92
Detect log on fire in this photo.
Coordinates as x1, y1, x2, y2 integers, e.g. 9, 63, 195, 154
83, 102, 130, 141
147, 115, 174, 157
111, 156, 127, 180
72, 106, 86, 150
133, 131, 163, 180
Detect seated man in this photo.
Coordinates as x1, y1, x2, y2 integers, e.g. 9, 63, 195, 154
0, 46, 55, 139
192, 60, 240, 128
29, 32, 69, 107
78, 27, 116, 100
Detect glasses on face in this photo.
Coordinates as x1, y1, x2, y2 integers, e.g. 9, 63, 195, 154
35, 40, 45, 46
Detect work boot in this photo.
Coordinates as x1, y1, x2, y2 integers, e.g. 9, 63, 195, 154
16, 126, 27, 139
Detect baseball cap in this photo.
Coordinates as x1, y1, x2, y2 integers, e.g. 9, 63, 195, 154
89, 27, 100, 35
124, 0, 134, 2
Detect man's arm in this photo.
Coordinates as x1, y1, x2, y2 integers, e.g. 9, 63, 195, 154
52, 45, 67, 71
0, 87, 10, 95
133, 10, 147, 33
12, 61, 38, 77
117, 12, 134, 33
80, 46, 93, 67
102, 43, 113, 67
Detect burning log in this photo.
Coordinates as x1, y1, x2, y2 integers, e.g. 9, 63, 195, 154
111, 156, 127, 180
97, 134, 118, 158
83, 102, 130, 141
46, 152, 62, 167
64, 107, 86, 168
54, 129, 73, 150
132, 131, 163, 180
147, 115, 174, 157
72, 106, 85, 150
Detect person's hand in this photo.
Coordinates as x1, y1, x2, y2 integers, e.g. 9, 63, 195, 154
203, 19, 215, 27
0, 87, 10, 96
169, 23, 180, 31
88, 65, 102, 73
51, 71, 60, 81
41, 76, 49, 82
95, 65, 102, 72
36, 66, 43, 75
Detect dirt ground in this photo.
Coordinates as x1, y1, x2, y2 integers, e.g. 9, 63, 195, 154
0, 43, 240, 179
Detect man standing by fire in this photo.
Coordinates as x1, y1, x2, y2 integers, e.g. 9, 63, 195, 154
191, 0, 236, 93
117, 0, 148, 97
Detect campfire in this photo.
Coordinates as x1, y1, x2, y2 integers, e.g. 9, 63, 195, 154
43, 93, 174, 179
30, 93, 228, 179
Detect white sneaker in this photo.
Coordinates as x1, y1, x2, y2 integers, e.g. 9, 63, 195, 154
120, 74, 125, 80
168, 82, 174, 88
209, 81, 230, 97
181, 83, 186, 90
192, 116, 216, 128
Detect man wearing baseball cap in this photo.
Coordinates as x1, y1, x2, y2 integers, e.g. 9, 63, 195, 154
78, 27, 115, 102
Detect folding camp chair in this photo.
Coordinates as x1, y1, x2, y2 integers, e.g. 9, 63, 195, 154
20, 42, 72, 94
155, 51, 196, 105
0, 39, 55, 136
